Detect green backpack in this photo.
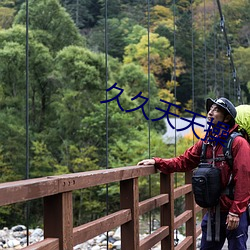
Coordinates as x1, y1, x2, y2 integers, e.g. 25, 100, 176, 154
235, 105, 250, 139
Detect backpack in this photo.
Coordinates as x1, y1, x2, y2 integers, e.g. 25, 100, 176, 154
192, 131, 242, 208
192, 162, 221, 208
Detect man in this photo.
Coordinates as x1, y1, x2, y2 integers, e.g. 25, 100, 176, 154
138, 97, 250, 250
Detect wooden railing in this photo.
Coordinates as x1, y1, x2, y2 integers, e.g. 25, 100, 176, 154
0, 165, 203, 250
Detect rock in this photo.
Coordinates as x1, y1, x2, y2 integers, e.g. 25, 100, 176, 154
95, 234, 106, 243
113, 240, 121, 249
30, 228, 43, 238
113, 227, 120, 240
7, 239, 20, 247
0, 224, 188, 249
100, 240, 108, 246
91, 245, 101, 250
20, 237, 27, 245
107, 231, 114, 237
87, 238, 94, 245
108, 236, 116, 243
73, 242, 87, 249
11, 226, 26, 232
0, 230, 7, 238
15, 245, 23, 249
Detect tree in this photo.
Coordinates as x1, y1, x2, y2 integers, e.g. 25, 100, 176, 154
61, 0, 101, 29
124, 32, 185, 89
149, 5, 174, 33
0, 25, 56, 132
86, 17, 138, 60
234, 46, 250, 102
14, 0, 84, 52
0, 6, 15, 29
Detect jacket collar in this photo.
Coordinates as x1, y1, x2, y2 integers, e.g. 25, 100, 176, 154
204, 123, 239, 145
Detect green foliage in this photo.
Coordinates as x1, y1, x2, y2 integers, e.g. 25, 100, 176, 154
30, 141, 56, 177
14, 0, 84, 52
0, 7, 15, 29
0, 40, 26, 103
234, 46, 250, 100
86, 17, 137, 60
61, 0, 101, 29
124, 31, 185, 92
0, 112, 26, 181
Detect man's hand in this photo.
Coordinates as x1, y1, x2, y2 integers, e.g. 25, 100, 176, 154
226, 213, 240, 230
137, 159, 155, 166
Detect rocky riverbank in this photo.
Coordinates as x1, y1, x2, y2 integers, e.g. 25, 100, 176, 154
0, 225, 188, 249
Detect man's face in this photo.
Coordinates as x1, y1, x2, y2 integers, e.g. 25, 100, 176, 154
207, 104, 227, 125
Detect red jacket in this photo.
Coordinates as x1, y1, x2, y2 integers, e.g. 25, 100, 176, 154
154, 124, 250, 216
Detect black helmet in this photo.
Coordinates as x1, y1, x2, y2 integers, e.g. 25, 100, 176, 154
206, 97, 237, 119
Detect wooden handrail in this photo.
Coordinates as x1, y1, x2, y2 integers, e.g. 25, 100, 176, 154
0, 165, 203, 250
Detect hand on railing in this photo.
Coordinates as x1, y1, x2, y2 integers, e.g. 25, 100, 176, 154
137, 159, 155, 166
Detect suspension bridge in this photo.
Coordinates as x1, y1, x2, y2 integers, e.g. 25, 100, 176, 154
0, 165, 203, 249
0, 0, 249, 249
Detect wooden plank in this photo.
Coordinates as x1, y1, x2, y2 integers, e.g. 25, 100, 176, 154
196, 226, 202, 237
161, 173, 174, 250
0, 165, 156, 206
195, 204, 203, 213
185, 171, 196, 250
174, 184, 192, 199
120, 178, 140, 250
58, 165, 156, 192
140, 226, 169, 250
139, 194, 169, 215
73, 209, 131, 245
174, 210, 192, 229
44, 192, 73, 250
22, 238, 59, 250
0, 177, 59, 206
175, 236, 193, 250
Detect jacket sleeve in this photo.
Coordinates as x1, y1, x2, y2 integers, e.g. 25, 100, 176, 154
230, 136, 250, 215
153, 140, 203, 174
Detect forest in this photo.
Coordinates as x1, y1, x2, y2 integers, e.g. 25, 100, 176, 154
0, 0, 249, 228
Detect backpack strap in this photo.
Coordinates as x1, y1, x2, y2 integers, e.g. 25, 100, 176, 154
200, 142, 208, 162
222, 131, 243, 200
223, 131, 242, 169
201, 142, 225, 163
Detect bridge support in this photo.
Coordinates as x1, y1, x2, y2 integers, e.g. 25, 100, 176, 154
44, 192, 73, 250
161, 173, 174, 250
120, 178, 140, 250
185, 171, 197, 250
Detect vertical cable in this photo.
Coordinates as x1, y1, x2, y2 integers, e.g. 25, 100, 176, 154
76, 0, 79, 27
221, 41, 225, 96
204, 0, 207, 98
191, 0, 195, 144
218, 24, 225, 96
147, 0, 152, 234
213, 0, 217, 96
216, 0, 241, 103
25, 0, 30, 245
104, 0, 109, 247
173, 0, 179, 245
233, 72, 236, 103
173, 0, 177, 157
228, 64, 231, 100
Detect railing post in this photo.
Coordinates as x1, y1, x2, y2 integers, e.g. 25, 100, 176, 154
44, 192, 73, 250
120, 178, 139, 250
160, 173, 174, 250
185, 171, 196, 250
